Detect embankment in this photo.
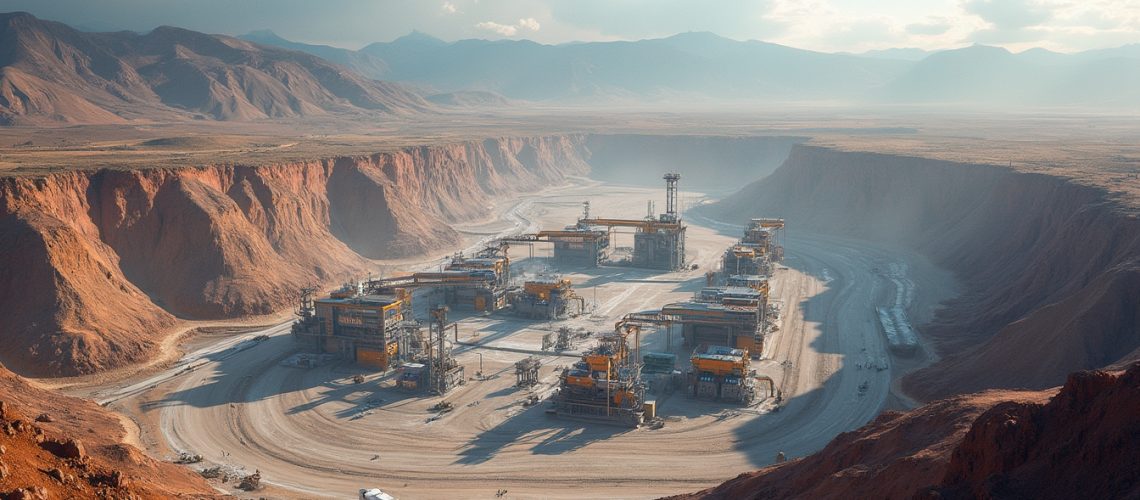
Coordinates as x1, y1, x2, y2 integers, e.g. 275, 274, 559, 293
703, 144, 1140, 400
0, 136, 589, 377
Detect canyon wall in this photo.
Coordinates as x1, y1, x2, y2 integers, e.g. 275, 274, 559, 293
704, 145, 1140, 400
584, 134, 806, 193
0, 135, 589, 377
674, 362, 1140, 500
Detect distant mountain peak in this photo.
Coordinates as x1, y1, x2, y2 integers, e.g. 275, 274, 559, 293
664, 31, 731, 41
244, 29, 283, 40
0, 11, 35, 23
392, 30, 446, 46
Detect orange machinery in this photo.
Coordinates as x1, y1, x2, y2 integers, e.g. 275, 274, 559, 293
553, 325, 645, 426
690, 345, 755, 404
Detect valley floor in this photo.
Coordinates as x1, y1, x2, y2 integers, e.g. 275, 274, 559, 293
89, 180, 957, 499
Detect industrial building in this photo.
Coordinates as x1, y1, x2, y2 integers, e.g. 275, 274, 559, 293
291, 286, 465, 395
439, 249, 512, 312
661, 283, 769, 356
500, 173, 687, 271
722, 218, 784, 276
358, 244, 512, 314
551, 324, 648, 427
578, 173, 687, 270
291, 285, 413, 371
509, 276, 585, 320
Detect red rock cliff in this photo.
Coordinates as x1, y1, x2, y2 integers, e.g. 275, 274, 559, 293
0, 135, 589, 377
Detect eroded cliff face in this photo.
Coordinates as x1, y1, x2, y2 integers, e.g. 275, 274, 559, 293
0, 135, 590, 377
705, 145, 1140, 400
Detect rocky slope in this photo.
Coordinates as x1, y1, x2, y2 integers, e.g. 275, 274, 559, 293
0, 365, 215, 498
0, 135, 589, 377
0, 11, 429, 124
705, 145, 1140, 400
673, 362, 1140, 500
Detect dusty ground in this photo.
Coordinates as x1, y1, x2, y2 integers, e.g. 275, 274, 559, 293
80, 179, 958, 499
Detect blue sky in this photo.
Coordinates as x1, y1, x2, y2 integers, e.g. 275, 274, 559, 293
3, 0, 1138, 53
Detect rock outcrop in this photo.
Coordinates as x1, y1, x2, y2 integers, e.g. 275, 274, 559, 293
0, 135, 589, 377
704, 144, 1140, 399
672, 362, 1140, 500
0, 365, 214, 497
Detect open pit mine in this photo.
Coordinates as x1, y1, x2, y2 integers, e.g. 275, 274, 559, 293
1, 9, 1138, 500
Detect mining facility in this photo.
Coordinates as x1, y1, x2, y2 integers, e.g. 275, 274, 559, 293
509, 275, 585, 320
551, 323, 651, 427
502, 173, 688, 270
665, 218, 785, 354
290, 170, 782, 422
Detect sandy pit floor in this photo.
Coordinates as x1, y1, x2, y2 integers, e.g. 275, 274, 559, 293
93, 180, 957, 499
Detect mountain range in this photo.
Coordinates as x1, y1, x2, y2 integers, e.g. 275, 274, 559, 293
4, 10, 1140, 125
256, 29, 1140, 109
0, 12, 429, 125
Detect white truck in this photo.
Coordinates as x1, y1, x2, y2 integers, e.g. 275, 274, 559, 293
359, 488, 395, 500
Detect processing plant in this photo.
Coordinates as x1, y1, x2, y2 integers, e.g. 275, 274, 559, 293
509, 275, 586, 320
396, 305, 465, 394
576, 173, 687, 270
661, 284, 770, 355
501, 173, 687, 270
291, 286, 465, 395
653, 217, 787, 357
291, 284, 416, 371
550, 324, 649, 427
722, 218, 785, 276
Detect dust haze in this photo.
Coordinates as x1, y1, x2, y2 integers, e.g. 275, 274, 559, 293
0, 6, 1138, 500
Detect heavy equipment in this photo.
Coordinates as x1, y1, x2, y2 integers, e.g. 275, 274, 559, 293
689, 345, 755, 404
551, 324, 646, 427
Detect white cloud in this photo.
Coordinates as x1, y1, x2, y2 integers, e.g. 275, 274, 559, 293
441, 1, 457, 14
963, 0, 1051, 31
518, 17, 541, 31
475, 16, 541, 37
476, 21, 517, 36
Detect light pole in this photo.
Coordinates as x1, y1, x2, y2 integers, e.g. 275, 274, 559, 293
477, 352, 483, 379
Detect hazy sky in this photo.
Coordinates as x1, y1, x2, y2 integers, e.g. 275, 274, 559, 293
3, 0, 1139, 53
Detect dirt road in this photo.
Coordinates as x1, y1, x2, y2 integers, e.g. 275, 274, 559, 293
109, 182, 956, 499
